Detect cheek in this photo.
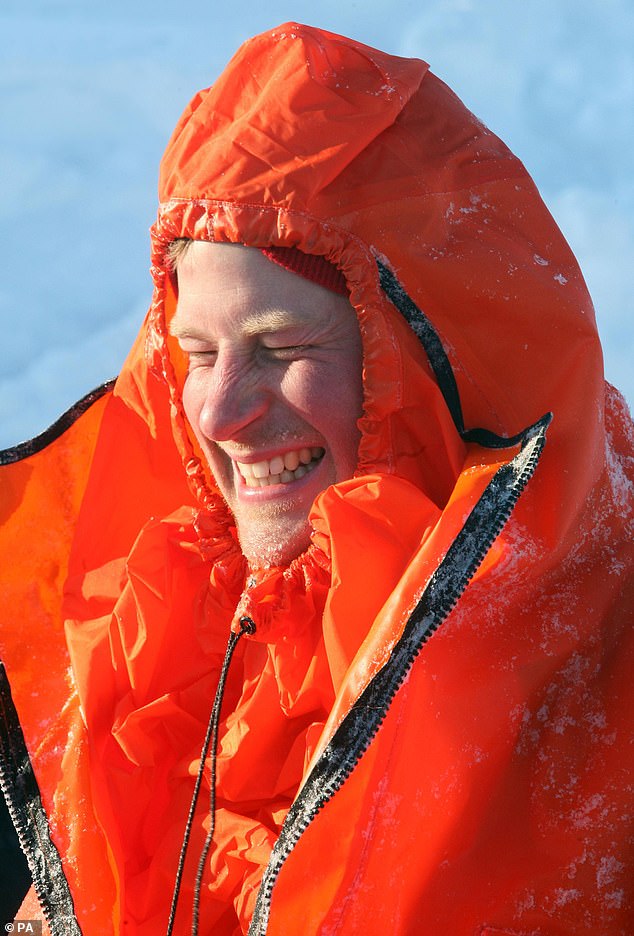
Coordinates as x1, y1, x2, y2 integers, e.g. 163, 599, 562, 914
281, 362, 363, 444
279, 364, 339, 420
181, 372, 205, 434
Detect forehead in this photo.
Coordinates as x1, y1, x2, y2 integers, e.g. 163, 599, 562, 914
170, 241, 357, 339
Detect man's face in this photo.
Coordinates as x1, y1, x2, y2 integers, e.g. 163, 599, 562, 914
171, 242, 363, 568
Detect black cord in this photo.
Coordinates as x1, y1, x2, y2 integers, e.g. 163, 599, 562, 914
165, 616, 256, 936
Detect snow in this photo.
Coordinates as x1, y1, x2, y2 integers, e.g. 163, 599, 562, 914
1, 0, 632, 447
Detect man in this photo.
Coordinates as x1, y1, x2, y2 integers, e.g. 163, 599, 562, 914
1, 22, 633, 935
168, 239, 364, 570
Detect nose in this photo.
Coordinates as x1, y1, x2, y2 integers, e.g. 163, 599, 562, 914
195, 350, 270, 442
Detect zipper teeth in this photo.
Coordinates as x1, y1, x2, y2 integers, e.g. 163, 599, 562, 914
248, 419, 549, 935
0, 665, 82, 935
0, 750, 34, 882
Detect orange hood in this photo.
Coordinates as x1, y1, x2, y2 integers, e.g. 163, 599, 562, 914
148, 22, 603, 536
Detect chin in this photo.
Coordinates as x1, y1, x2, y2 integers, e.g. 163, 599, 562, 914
237, 518, 311, 570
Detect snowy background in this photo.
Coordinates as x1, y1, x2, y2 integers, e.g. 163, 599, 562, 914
1, 0, 632, 448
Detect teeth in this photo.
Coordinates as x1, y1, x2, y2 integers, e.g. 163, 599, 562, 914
236, 447, 324, 488
252, 460, 270, 479
284, 450, 300, 471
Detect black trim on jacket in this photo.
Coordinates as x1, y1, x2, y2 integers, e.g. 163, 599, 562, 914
0, 779, 30, 923
0, 379, 116, 466
0, 664, 82, 934
377, 260, 542, 449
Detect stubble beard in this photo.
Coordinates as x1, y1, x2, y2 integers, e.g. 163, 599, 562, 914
234, 499, 311, 570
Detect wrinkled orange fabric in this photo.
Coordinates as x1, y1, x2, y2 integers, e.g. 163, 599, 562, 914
1, 22, 633, 936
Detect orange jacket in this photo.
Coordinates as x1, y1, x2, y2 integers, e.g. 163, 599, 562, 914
1, 23, 633, 935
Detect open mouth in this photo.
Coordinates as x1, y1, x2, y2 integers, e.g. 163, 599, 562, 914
236, 447, 325, 488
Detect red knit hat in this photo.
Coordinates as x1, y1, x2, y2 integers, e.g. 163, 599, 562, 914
260, 246, 348, 295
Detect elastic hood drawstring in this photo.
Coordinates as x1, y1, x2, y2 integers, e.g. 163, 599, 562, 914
166, 615, 256, 936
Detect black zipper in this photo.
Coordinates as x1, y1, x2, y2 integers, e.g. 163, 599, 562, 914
376, 259, 535, 450
0, 664, 82, 934
248, 413, 550, 935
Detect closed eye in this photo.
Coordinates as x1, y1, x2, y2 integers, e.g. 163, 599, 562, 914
263, 344, 311, 360
186, 349, 218, 369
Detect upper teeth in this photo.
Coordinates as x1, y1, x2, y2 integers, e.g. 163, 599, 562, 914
237, 447, 324, 487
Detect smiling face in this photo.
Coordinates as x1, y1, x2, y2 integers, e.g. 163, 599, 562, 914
170, 241, 363, 568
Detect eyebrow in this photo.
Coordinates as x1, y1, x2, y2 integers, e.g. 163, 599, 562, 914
169, 306, 314, 341
168, 317, 206, 341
